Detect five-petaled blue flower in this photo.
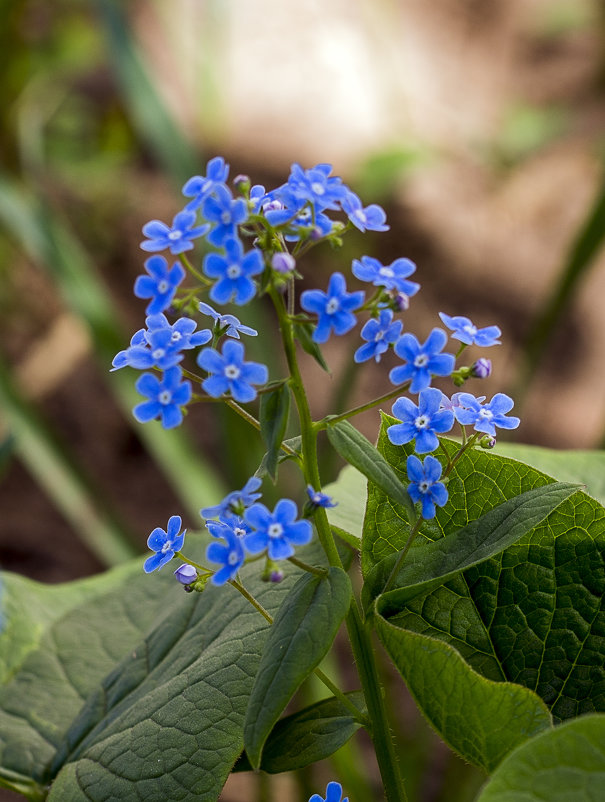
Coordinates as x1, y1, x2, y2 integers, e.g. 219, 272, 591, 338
205, 519, 246, 585
244, 499, 313, 560
198, 302, 258, 339
202, 184, 249, 247
203, 237, 264, 305
309, 781, 348, 802
355, 309, 403, 363
133, 366, 192, 429
112, 316, 212, 371
389, 328, 455, 393
352, 256, 420, 297
300, 272, 365, 343
134, 255, 185, 315
182, 156, 230, 211
388, 387, 455, 453
453, 392, 520, 436
286, 163, 347, 210
439, 313, 501, 347
144, 515, 186, 573
306, 485, 337, 509
201, 476, 263, 520
406, 455, 448, 519
198, 340, 268, 403
140, 210, 209, 255
342, 191, 389, 232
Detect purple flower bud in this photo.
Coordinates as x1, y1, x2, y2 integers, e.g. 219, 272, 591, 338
271, 252, 296, 274
471, 358, 492, 379
479, 434, 497, 449
174, 563, 198, 585
263, 199, 284, 213
270, 569, 284, 583
393, 292, 410, 312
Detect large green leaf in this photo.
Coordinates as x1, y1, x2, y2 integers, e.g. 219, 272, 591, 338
0, 543, 328, 801
476, 714, 605, 802
365, 417, 605, 725
324, 465, 367, 548
374, 613, 552, 773
235, 692, 365, 774
363, 482, 580, 610
243, 567, 352, 768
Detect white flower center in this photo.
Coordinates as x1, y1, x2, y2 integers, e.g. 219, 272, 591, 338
234, 527, 246, 538
379, 267, 394, 278
224, 364, 241, 380
463, 324, 477, 336
227, 264, 241, 279
158, 390, 172, 405
311, 182, 325, 195
221, 211, 231, 225
161, 540, 173, 553
152, 348, 166, 360
170, 331, 182, 343
375, 331, 385, 341
228, 552, 239, 566
355, 210, 367, 224
157, 280, 170, 293
268, 523, 283, 539
414, 415, 429, 430
479, 409, 493, 421
326, 298, 340, 314
414, 354, 429, 368
168, 230, 182, 241
418, 480, 431, 494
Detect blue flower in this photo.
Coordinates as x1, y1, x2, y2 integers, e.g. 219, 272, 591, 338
144, 515, 186, 573
203, 237, 264, 305
182, 156, 230, 211
306, 485, 337, 508
439, 313, 501, 347
285, 163, 347, 211
112, 316, 212, 371
300, 272, 365, 343
134, 256, 185, 315
244, 498, 313, 560
453, 392, 520, 436
342, 191, 389, 232
198, 302, 258, 338
309, 781, 348, 802
205, 519, 246, 585
201, 476, 262, 520
354, 309, 403, 363
133, 366, 192, 429
111, 328, 147, 371
389, 329, 455, 393
198, 340, 268, 403
406, 454, 448, 519
387, 387, 455, 454
352, 256, 420, 297
140, 210, 210, 255
202, 184, 249, 247
174, 563, 198, 585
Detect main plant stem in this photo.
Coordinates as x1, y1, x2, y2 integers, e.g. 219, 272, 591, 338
269, 286, 407, 802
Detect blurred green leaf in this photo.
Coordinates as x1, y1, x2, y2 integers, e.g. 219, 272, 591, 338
259, 383, 291, 481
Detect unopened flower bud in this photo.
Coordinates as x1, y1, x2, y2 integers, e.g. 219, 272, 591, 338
233, 174, 251, 195
174, 563, 198, 585
479, 434, 497, 449
271, 252, 296, 274
262, 199, 283, 213
270, 569, 285, 583
393, 292, 410, 312
471, 358, 492, 380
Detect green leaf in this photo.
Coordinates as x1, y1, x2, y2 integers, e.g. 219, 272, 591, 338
364, 418, 605, 724
244, 567, 352, 769
374, 613, 552, 773
0, 542, 330, 800
364, 482, 580, 610
324, 465, 367, 549
476, 714, 605, 802
234, 692, 365, 774
255, 435, 301, 479
294, 321, 330, 372
326, 420, 415, 522
494, 442, 605, 507
259, 383, 291, 481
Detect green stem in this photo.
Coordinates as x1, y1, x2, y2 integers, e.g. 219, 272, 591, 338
316, 380, 411, 430
179, 253, 211, 286
267, 282, 407, 801
287, 555, 327, 576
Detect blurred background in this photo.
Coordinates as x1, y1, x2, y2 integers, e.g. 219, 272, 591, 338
1, 0, 605, 799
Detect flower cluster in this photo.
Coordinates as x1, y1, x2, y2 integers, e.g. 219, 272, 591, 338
127, 155, 519, 558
